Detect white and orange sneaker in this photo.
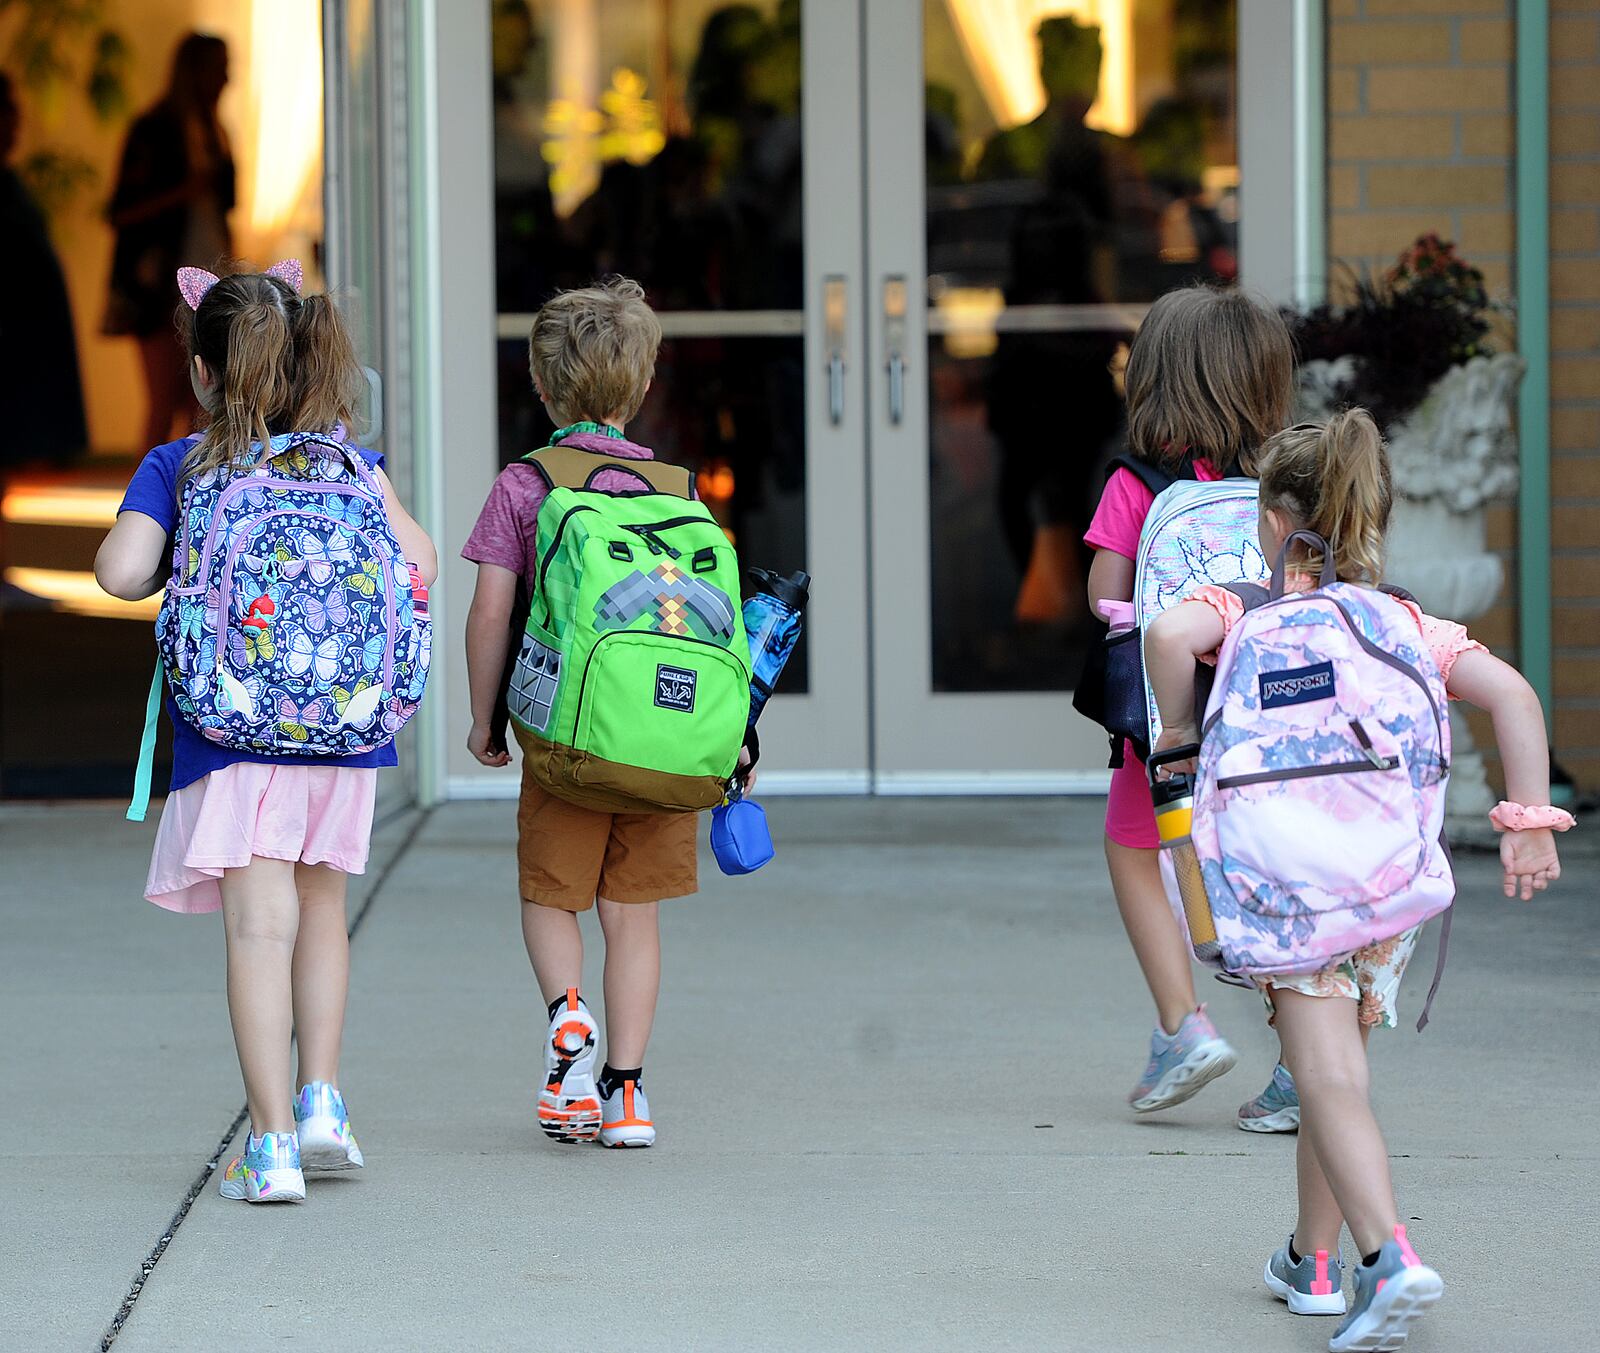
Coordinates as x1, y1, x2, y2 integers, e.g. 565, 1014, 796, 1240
539, 988, 602, 1143
598, 1077, 655, 1148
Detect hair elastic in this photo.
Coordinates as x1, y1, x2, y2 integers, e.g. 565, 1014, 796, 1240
1488, 801, 1576, 833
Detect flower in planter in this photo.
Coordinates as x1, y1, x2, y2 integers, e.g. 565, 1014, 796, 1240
1291, 235, 1522, 513
1287, 234, 1498, 432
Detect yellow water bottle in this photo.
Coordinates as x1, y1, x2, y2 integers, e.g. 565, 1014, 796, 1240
1148, 747, 1221, 965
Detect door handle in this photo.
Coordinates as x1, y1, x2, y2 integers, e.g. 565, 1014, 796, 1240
362, 365, 384, 443
882, 275, 907, 425
824, 275, 847, 425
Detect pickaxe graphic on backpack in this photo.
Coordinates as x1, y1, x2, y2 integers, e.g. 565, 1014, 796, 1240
594, 562, 737, 641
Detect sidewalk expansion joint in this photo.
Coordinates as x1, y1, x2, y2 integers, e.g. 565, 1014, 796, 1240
97, 807, 433, 1351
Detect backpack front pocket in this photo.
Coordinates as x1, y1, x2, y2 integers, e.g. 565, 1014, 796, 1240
573, 632, 748, 781
1211, 726, 1423, 916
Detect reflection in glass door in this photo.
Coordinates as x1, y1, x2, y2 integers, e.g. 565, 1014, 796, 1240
468, 0, 1258, 793
868, 0, 1241, 787
324, 0, 424, 810
487, 0, 869, 788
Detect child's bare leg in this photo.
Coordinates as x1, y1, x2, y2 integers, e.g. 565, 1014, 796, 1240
596, 898, 660, 1067
522, 900, 584, 1004
1293, 1126, 1345, 1255
220, 858, 300, 1135
291, 863, 350, 1088
1106, 838, 1197, 1033
1290, 1021, 1371, 1256
1274, 989, 1398, 1256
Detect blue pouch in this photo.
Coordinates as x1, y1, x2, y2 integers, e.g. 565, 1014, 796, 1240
710, 797, 775, 875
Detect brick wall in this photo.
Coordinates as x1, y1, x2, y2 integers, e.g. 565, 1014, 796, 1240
1326, 0, 1600, 791
1548, 1, 1600, 791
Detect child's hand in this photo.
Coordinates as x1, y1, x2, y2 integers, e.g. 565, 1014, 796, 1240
1500, 827, 1560, 901
468, 721, 511, 768
736, 745, 758, 795
1151, 724, 1200, 778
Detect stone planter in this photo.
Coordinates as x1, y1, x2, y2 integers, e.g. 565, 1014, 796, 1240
1298, 353, 1526, 841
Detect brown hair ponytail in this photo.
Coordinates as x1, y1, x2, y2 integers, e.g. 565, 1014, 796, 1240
179, 271, 362, 490
289, 292, 361, 438
1258, 407, 1393, 585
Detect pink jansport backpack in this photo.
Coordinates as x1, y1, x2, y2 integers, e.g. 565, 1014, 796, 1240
1184, 533, 1455, 1001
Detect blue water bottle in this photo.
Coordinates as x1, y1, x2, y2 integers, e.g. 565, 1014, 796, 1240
742, 568, 810, 731
710, 568, 810, 877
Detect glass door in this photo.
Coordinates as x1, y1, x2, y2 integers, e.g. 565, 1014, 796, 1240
865, 0, 1243, 789
323, 0, 425, 809
487, 0, 869, 790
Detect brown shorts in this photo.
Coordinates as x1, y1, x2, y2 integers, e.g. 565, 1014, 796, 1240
516, 770, 699, 912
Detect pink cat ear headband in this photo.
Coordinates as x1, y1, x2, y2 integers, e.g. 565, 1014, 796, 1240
176, 259, 304, 311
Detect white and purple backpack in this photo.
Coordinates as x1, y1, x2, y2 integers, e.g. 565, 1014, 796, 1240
149, 432, 428, 772
1182, 534, 1454, 997
1136, 477, 1269, 750
1079, 463, 1269, 767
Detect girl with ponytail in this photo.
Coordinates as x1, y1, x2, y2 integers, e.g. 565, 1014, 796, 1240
1143, 408, 1570, 1349
95, 263, 436, 1206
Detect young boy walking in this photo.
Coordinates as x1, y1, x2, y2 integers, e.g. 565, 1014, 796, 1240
463, 277, 749, 1148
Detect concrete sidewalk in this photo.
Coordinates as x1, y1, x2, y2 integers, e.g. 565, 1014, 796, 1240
1, 798, 1594, 1352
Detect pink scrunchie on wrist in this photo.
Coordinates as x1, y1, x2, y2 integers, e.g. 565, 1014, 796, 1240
1489, 801, 1577, 833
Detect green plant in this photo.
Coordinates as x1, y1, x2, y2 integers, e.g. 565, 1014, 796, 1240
1287, 234, 1496, 430
2, 0, 130, 217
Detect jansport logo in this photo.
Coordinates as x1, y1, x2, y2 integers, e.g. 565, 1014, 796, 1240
655, 664, 697, 712
1259, 661, 1335, 709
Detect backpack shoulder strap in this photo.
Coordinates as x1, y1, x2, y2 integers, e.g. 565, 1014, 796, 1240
1224, 582, 1271, 611
1378, 582, 1421, 607
1105, 454, 1176, 497
1106, 452, 1202, 498
126, 660, 164, 823
524, 446, 694, 500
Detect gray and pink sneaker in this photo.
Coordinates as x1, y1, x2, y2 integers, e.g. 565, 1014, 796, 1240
1265, 1235, 1345, 1316
1330, 1226, 1443, 1352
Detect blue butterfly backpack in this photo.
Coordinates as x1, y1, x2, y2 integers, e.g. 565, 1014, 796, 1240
129, 433, 431, 818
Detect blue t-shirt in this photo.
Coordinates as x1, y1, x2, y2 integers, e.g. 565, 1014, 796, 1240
119, 436, 401, 791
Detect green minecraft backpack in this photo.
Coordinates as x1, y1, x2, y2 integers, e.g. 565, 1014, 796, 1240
508, 443, 751, 813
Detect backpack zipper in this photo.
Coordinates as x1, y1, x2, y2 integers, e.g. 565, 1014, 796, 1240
1350, 718, 1390, 769
1217, 718, 1400, 788
537, 504, 599, 593
1217, 756, 1399, 790
177, 476, 382, 596
619, 516, 719, 558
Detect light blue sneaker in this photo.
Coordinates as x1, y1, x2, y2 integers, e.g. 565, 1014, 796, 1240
1238, 1063, 1301, 1133
219, 1131, 304, 1203
1330, 1226, 1443, 1352
1128, 1005, 1237, 1113
1264, 1235, 1345, 1315
294, 1082, 365, 1173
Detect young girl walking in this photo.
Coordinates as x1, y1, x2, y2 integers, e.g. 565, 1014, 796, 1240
96, 264, 436, 1203
1083, 285, 1297, 1120
1145, 410, 1570, 1350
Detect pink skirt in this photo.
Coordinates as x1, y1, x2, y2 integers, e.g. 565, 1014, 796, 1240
1105, 740, 1159, 850
145, 764, 378, 914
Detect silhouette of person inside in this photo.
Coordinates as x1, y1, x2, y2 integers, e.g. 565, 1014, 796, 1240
979, 18, 1120, 625
0, 72, 89, 470
104, 32, 234, 451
